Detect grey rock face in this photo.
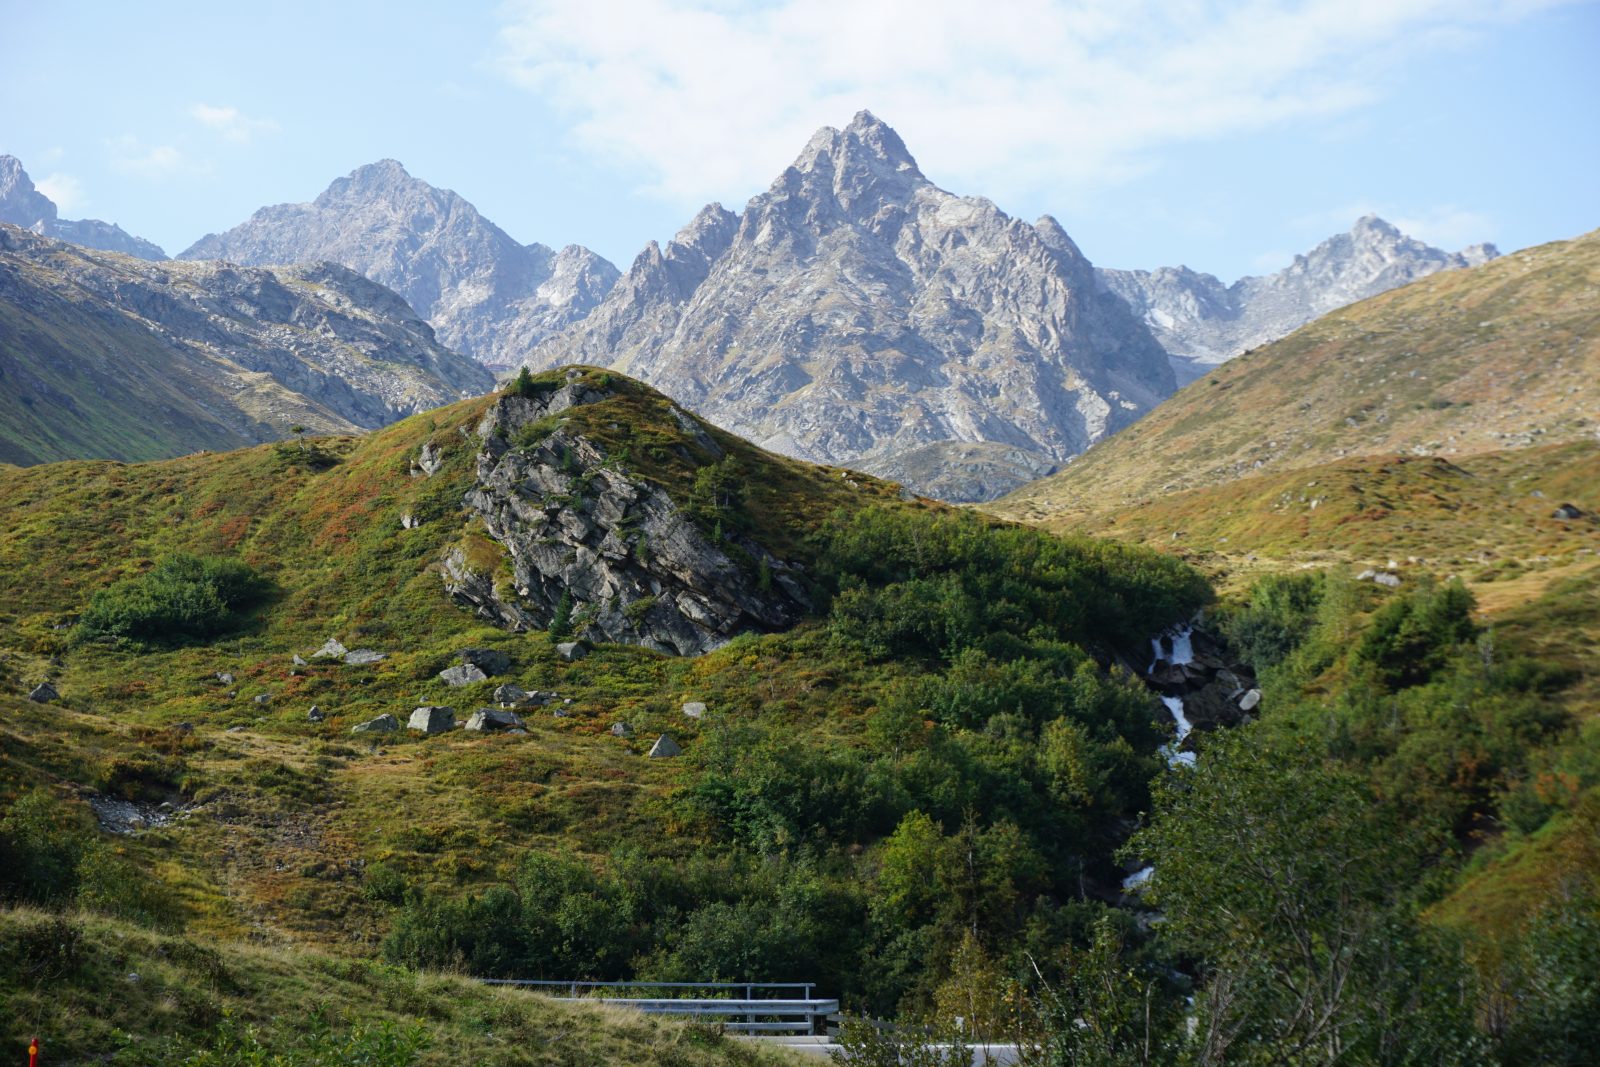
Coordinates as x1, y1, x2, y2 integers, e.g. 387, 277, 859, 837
528, 112, 1173, 501
1, 155, 167, 260
439, 663, 488, 687
1098, 215, 1500, 378
465, 707, 523, 732
344, 649, 385, 665
610, 722, 633, 738
446, 385, 812, 656
494, 683, 530, 705
351, 713, 400, 734
313, 639, 348, 660
853, 441, 1060, 504
681, 702, 706, 719
555, 641, 588, 662
28, 681, 59, 703
179, 159, 618, 368
458, 648, 510, 676
648, 734, 681, 759
408, 706, 456, 734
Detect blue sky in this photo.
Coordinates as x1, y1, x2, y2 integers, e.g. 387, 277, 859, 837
2, 0, 1595, 281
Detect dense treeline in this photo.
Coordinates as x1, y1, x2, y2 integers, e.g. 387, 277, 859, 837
381, 506, 1209, 1015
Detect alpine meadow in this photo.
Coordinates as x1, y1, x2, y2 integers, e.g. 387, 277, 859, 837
2, 4, 1597, 1064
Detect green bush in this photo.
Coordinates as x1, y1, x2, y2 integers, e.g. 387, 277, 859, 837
75, 553, 269, 645
1357, 579, 1478, 689
1219, 571, 1326, 669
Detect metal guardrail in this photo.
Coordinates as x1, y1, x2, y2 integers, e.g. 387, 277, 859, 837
483, 979, 836, 1035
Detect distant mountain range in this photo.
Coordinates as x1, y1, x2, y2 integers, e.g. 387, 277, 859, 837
992, 228, 1599, 527
1, 133, 1503, 499
1099, 216, 1498, 383
180, 160, 619, 369
0, 155, 167, 260
0, 224, 491, 465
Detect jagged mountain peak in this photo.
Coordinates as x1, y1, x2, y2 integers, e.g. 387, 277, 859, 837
317, 159, 441, 205
784, 111, 925, 200
179, 161, 618, 368
530, 112, 1172, 501
1350, 213, 1402, 239
1098, 215, 1500, 373
0, 153, 166, 260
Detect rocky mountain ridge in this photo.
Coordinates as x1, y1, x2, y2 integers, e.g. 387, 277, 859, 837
0, 154, 167, 260
529, 111, 1175, 502
0, 223, 493, 464
1099, 215, 1497, 381
180, 160, 619, 369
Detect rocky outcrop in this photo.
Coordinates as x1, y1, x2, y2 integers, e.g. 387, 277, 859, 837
1, 155, 167, 260
439, 374, 812, 655
528, 112, 1173, 501
1099, 215, 1498, 380
180, 160, 618, 368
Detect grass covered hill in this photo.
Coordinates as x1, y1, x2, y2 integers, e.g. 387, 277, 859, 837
993, 228, 1600, 527
0, 906, 805, 1066
0, 223, 492, 466
0, 366, 1211, 1058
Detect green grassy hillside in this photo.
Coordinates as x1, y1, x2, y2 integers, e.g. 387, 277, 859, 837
0, 906, 804, 1065
993, 228, 1600, 527
0, 367, 1214, 1058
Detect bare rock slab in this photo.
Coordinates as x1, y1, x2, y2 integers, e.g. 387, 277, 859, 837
408, 706, 456, 734
439, 663, 488, 687
351, 713, 400, 734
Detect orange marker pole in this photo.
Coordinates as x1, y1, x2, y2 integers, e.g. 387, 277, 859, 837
28, 1038, 39, 1067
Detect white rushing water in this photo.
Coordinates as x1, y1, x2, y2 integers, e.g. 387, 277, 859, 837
1161, 696, 1197, 768
1121, 866, 1155, 892
1149, 626, 1198, 768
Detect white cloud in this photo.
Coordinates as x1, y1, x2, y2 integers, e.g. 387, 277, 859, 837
189, 103, 279, 143
1389, 207, 1499, 249
107, 135, 201, 178
494, 0, 1574, 210
35, 172, 84, 213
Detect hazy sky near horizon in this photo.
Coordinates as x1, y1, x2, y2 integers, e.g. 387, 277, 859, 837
2, 0, 1595, 280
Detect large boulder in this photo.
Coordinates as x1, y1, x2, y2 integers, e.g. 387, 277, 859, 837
465, 708, 524, 732
408, 706, 456, 734
681, 702, 706, 719
313, 638, 348, 660
344, 649, 386, 665
351, 713, 400, 734
494, 683, 530, 705
439, 663, 489, 687
458, 648, 511, 676
28, 681, 59, 703
610, 722, 633, 738
556, 641, 589, 662
648, 734, 682, 759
